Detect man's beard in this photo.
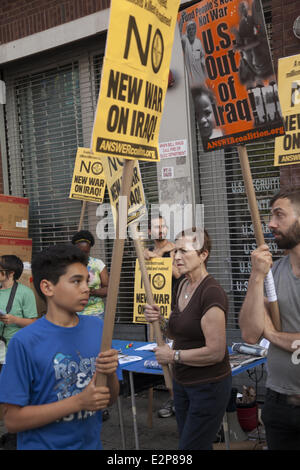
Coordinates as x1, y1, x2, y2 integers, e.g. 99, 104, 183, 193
272, 219, 300, 250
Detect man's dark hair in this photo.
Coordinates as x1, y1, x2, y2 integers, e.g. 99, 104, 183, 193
0, 255, 24, 280
31, 244, 88, 300
148, 213, 165, 231
270, 188, 300, 214
71, 230, 95, 247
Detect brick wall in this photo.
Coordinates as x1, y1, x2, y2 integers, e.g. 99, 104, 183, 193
0, 0, 110, 44
271, 0, 300, 68
271, 0, 300, 185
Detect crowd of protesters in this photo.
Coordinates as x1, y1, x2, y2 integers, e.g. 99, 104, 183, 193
0, 189, 300, 450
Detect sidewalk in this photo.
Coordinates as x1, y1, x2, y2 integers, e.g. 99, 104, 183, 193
0, 388, 266, 450
102, 388, 179, 450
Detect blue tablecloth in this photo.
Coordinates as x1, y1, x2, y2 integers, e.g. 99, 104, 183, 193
112, 340, 266, 451
112, 340, 266, 378
112, 339, 163, 376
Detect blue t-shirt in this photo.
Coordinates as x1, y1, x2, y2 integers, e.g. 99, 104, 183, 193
0, 315, 121, 450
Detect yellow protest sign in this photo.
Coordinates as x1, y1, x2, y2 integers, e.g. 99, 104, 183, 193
133, 257, 172, 324
274, 54, 300, 166
101, 155, 146, 227
91, 0, 180, 162
69, 147, 106, 203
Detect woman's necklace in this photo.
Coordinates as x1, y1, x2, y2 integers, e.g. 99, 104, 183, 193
183, 279, 201, 300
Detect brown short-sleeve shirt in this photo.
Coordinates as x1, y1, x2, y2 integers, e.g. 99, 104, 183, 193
168, 275, 231, 385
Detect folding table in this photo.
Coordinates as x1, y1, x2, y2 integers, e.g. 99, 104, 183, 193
112, 339, 266, 450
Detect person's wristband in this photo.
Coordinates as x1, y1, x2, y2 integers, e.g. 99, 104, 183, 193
173, 350, 181, 363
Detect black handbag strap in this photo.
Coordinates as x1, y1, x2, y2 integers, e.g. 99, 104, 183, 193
6, 281, 18, 314
0, 282, 18, 344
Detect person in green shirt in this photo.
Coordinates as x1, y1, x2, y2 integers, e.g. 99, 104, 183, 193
0, 255, 38, 356
0, 254, 38, 450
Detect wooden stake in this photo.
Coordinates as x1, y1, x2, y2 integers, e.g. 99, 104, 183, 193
237, 145, 281, 331
96, 159, 135, 387
132, 230, 173, 391
78, 201, 87, 231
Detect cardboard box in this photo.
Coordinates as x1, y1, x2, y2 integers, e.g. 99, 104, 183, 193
0, 237, 32, 262
19, 269, 47, 317
0, 194, 29, 238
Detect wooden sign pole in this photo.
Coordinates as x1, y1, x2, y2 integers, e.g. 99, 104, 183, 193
132, 230, 173, 391
96, 159, 135, 387
237, 145, 281, 331
131, 230, 154, 428
78, 201, 87, 231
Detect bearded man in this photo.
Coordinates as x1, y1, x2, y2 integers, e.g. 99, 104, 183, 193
239, 188, 300, 450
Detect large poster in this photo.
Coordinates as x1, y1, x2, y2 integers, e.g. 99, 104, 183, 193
69, 148, 106, 203
91, 0, 180, 162
274, 54, 300, 166
101, 155, 146, 227
178, 0, 284, 151
133, 257, 172, 324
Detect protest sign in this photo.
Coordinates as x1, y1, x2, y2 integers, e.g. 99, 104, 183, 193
94, 0, 179, 389
69, 147, 106, 203
133, 257, 172, 324
178, 0, 284, 152
101, 156, 146, 228
178, 0, 282, 329
274, 54, 300, 166
91, 0, 180, 162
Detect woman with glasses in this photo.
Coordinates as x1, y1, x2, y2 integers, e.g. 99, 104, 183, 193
144, 227, 232, 450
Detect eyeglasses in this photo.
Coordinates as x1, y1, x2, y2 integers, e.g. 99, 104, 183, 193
0, 269, 9, 275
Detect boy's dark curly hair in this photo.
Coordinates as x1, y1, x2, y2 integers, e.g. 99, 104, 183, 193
31, 244, 88, 300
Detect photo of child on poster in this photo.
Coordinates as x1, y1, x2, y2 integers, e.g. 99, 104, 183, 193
178, 0, 284, 152
191, 86, 223, 139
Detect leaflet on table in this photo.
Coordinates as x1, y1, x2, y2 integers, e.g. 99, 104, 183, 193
135, 340, 173, 351
135, 343, 157, 351
118, 354, 143, 365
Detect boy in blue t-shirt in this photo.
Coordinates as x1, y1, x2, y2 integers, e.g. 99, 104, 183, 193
0, 244, 120, 450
